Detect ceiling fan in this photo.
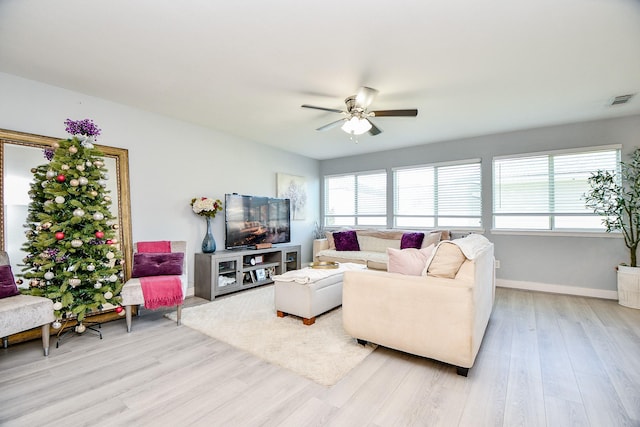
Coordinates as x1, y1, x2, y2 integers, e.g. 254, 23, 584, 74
301, 86, 418, 136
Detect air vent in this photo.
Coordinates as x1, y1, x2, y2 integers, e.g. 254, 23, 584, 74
610, 94, 635, 106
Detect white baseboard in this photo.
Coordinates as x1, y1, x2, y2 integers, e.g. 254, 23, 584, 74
186, 286, 195, 297
497, 279, 618, 300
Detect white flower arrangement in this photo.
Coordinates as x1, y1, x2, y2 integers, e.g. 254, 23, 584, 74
190, 197, 223, 218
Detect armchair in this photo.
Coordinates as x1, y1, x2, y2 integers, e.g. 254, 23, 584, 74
120, 241, 188, 332
0, 251, 55, 356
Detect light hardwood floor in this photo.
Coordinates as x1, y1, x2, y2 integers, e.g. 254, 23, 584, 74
1, 287, 639, 427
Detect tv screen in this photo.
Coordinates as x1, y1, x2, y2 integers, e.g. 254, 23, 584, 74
224, 194, 291, 249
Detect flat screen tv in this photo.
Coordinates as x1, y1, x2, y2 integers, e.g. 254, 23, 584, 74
224, 193, 291, 249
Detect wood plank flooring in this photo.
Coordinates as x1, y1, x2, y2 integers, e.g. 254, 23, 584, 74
1, 287, 639, 426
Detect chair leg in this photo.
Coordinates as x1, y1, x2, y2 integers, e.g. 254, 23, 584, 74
176, 304, 182, 326
125, 305, 133, 332
2, 336, 7, 349
41, 323, 50, 356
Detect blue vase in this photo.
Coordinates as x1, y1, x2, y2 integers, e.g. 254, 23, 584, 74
202, 216, 217, 253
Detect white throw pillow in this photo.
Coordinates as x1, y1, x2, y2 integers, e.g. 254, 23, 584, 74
387, 244, 435, 276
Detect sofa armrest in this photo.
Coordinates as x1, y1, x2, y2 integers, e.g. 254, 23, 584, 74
312, 238, 329, 259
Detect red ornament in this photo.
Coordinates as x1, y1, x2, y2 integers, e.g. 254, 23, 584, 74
95, 231, 105, 238
56, 174, 66, 182
115, 306, 124, 313
106, 239, 113, 245
55, 232, 65, 240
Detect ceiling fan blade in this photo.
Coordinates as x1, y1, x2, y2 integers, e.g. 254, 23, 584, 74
316, 118, 346, 131
368, 120, 382, 136
371, 109, 418, 117
301, 104, 345, 114
355, 87, 379, 108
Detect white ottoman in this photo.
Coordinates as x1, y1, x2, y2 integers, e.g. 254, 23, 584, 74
273, 263, 365, 325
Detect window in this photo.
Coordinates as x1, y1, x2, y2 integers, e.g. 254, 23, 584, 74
493, 146, 620, 231
394, 160, 482, 229
324, 170, 386, 227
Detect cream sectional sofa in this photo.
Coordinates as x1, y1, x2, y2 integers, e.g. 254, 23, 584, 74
342, 235, 495, 376
313, 229, 450, 270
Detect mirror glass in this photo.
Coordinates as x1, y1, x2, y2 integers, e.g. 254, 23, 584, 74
1, 128, 132, 280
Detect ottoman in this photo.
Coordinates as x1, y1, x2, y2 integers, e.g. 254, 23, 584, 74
273, 263, 366, 325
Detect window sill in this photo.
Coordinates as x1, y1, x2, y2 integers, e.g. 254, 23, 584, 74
490, 229, 621, 238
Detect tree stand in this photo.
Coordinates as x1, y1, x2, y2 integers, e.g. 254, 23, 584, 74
55, 320, 102, 348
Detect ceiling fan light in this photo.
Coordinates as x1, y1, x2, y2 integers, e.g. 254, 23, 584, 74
341, 117, 372, 135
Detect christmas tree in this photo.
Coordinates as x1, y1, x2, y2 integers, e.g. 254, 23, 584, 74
21, 119, 124, 331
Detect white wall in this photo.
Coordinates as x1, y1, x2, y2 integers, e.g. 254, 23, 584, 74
0, 72, 320, 292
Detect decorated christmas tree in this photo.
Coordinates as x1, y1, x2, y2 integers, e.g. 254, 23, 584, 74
21, 119, 124, 332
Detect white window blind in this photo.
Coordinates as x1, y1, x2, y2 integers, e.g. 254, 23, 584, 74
324, 171, 387, 227
394, 160, 482, 228
493, 147, 620, 230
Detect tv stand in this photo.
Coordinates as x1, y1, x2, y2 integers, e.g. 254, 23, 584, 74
194, 244, 301, 300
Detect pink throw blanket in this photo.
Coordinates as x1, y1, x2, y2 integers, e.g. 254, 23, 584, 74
137, 240, 171, 253
136, 240, 182, 309
140, 276, 183, 309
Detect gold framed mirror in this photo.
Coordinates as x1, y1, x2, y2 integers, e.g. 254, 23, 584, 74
0, 128, 133, 281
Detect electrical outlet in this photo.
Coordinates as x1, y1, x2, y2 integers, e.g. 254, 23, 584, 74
495, 260, 501, 269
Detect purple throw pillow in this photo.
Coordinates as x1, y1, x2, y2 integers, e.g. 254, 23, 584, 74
401, 232, 425, 249
0, 265, 20, 299
333, 230, 360, 251
131, 252, 184, 278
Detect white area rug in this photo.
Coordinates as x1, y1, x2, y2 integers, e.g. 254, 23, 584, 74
165, 285, 375, 386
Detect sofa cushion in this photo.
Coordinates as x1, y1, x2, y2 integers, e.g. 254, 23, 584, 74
0, 265, 20, 299
401, 232, 425, 249
426, 242, 466, 278
422, 231, 442, 249
358, 235, 401, 252
131, 252, 184, 278
333, 230, 360, 251
325, 231, 336, 250
387, 245, 435, 276
356, 229, 405, 240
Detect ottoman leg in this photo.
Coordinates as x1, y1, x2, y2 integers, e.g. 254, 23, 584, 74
276, 310, 287, 318
302, 317, 316, 326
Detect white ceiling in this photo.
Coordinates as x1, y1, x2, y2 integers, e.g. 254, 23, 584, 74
1, 0, 639, 160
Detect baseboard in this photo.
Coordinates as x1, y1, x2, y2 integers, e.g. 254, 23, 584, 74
497, 279, 618, 300
186, 286, 195, 297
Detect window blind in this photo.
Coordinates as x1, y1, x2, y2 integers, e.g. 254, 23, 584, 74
493, 147, 620, 230
324, 171, 386, 227
394, 160, 481, 228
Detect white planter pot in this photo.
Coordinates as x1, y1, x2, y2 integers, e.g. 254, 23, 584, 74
617, 265, 640, 309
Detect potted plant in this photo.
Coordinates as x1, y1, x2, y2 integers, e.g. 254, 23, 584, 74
585, 147, 640, 309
